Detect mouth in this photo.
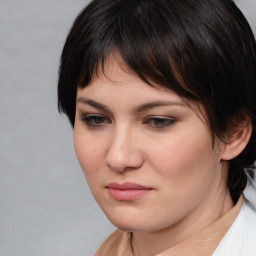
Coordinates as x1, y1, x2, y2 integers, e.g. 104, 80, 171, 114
106, 182, 153, 201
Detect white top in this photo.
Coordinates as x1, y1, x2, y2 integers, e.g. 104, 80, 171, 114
213, 184, 256, 256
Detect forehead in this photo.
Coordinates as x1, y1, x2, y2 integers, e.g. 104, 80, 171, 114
76, 56, 208, 121
78, 56, 182, 102
92, 55, 142, 86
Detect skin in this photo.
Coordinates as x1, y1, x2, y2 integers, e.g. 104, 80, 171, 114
74, 57, 234, 255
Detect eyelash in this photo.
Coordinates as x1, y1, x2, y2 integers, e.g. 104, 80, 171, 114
80, 114, 110, 127
144, 117, 176, 128
80, 114, 176, 129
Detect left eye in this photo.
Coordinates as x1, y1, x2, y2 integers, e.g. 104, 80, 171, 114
80, 114, 110, 127
144, 117, 175, 128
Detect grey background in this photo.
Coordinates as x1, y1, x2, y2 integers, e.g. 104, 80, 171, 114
0, 1, 255, 255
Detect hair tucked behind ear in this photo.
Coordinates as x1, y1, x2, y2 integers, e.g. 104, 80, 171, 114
228, 160, 248, 203
228, 125, 256, 202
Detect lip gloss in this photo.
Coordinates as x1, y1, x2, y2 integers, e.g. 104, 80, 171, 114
106, 182, 152, 201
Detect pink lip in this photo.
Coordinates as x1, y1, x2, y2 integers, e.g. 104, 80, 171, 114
106, 182, 153, 201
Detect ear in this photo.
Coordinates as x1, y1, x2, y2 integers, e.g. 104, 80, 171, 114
221, 113, 252, 161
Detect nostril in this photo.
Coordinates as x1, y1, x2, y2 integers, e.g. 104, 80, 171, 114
105, 150, 144, 173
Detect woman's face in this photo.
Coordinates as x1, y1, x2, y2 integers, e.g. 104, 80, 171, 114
74, 58, 227, 232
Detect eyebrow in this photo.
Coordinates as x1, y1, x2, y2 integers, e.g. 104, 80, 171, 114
135, 101, 186, 112
77, 97, 186, 112
77, 98, 109, 111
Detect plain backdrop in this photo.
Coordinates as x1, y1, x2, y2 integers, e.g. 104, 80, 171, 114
0, 0, 255, 255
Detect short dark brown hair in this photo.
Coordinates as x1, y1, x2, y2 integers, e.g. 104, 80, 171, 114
58, 0, 256, 203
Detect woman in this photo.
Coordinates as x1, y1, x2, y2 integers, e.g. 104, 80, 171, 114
58, 0, 256, 255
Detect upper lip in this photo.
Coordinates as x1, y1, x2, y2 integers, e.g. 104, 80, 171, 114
106, 182, 152, 190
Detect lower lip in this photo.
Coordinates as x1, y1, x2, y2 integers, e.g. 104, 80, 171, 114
107, 188, 152, 201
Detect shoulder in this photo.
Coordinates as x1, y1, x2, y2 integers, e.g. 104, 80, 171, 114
213, 188, 256, 256
94, 229, 133, 256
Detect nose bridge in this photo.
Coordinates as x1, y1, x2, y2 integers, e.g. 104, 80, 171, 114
105, 123, 142, 172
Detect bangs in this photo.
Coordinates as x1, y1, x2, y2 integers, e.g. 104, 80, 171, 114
76, 0, 202, 101
59, 0, 256, 134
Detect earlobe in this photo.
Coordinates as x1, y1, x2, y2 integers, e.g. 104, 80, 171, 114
221, 114, 252, 161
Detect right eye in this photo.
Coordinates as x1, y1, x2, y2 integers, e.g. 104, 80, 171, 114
80, 114, 110, 127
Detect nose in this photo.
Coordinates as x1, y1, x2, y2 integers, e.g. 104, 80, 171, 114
105, 127, 144, 173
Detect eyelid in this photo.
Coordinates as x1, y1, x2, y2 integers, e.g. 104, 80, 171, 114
143, 116, 176, 128
79, 113, 111, 127
143, 115, 176, 121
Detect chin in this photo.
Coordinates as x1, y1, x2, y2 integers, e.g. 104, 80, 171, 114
111, 221, 149, 232
103, 209, 151, 232
105, 211, 165, 233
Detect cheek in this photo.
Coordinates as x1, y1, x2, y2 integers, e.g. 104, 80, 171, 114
148, 130, 215, 186
74, 128, 105, 179
143, 133, 218, 224
74, 134, 108, 208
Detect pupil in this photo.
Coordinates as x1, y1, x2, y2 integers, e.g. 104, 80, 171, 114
94, 116, 104, 124
154, 119, 165, 125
